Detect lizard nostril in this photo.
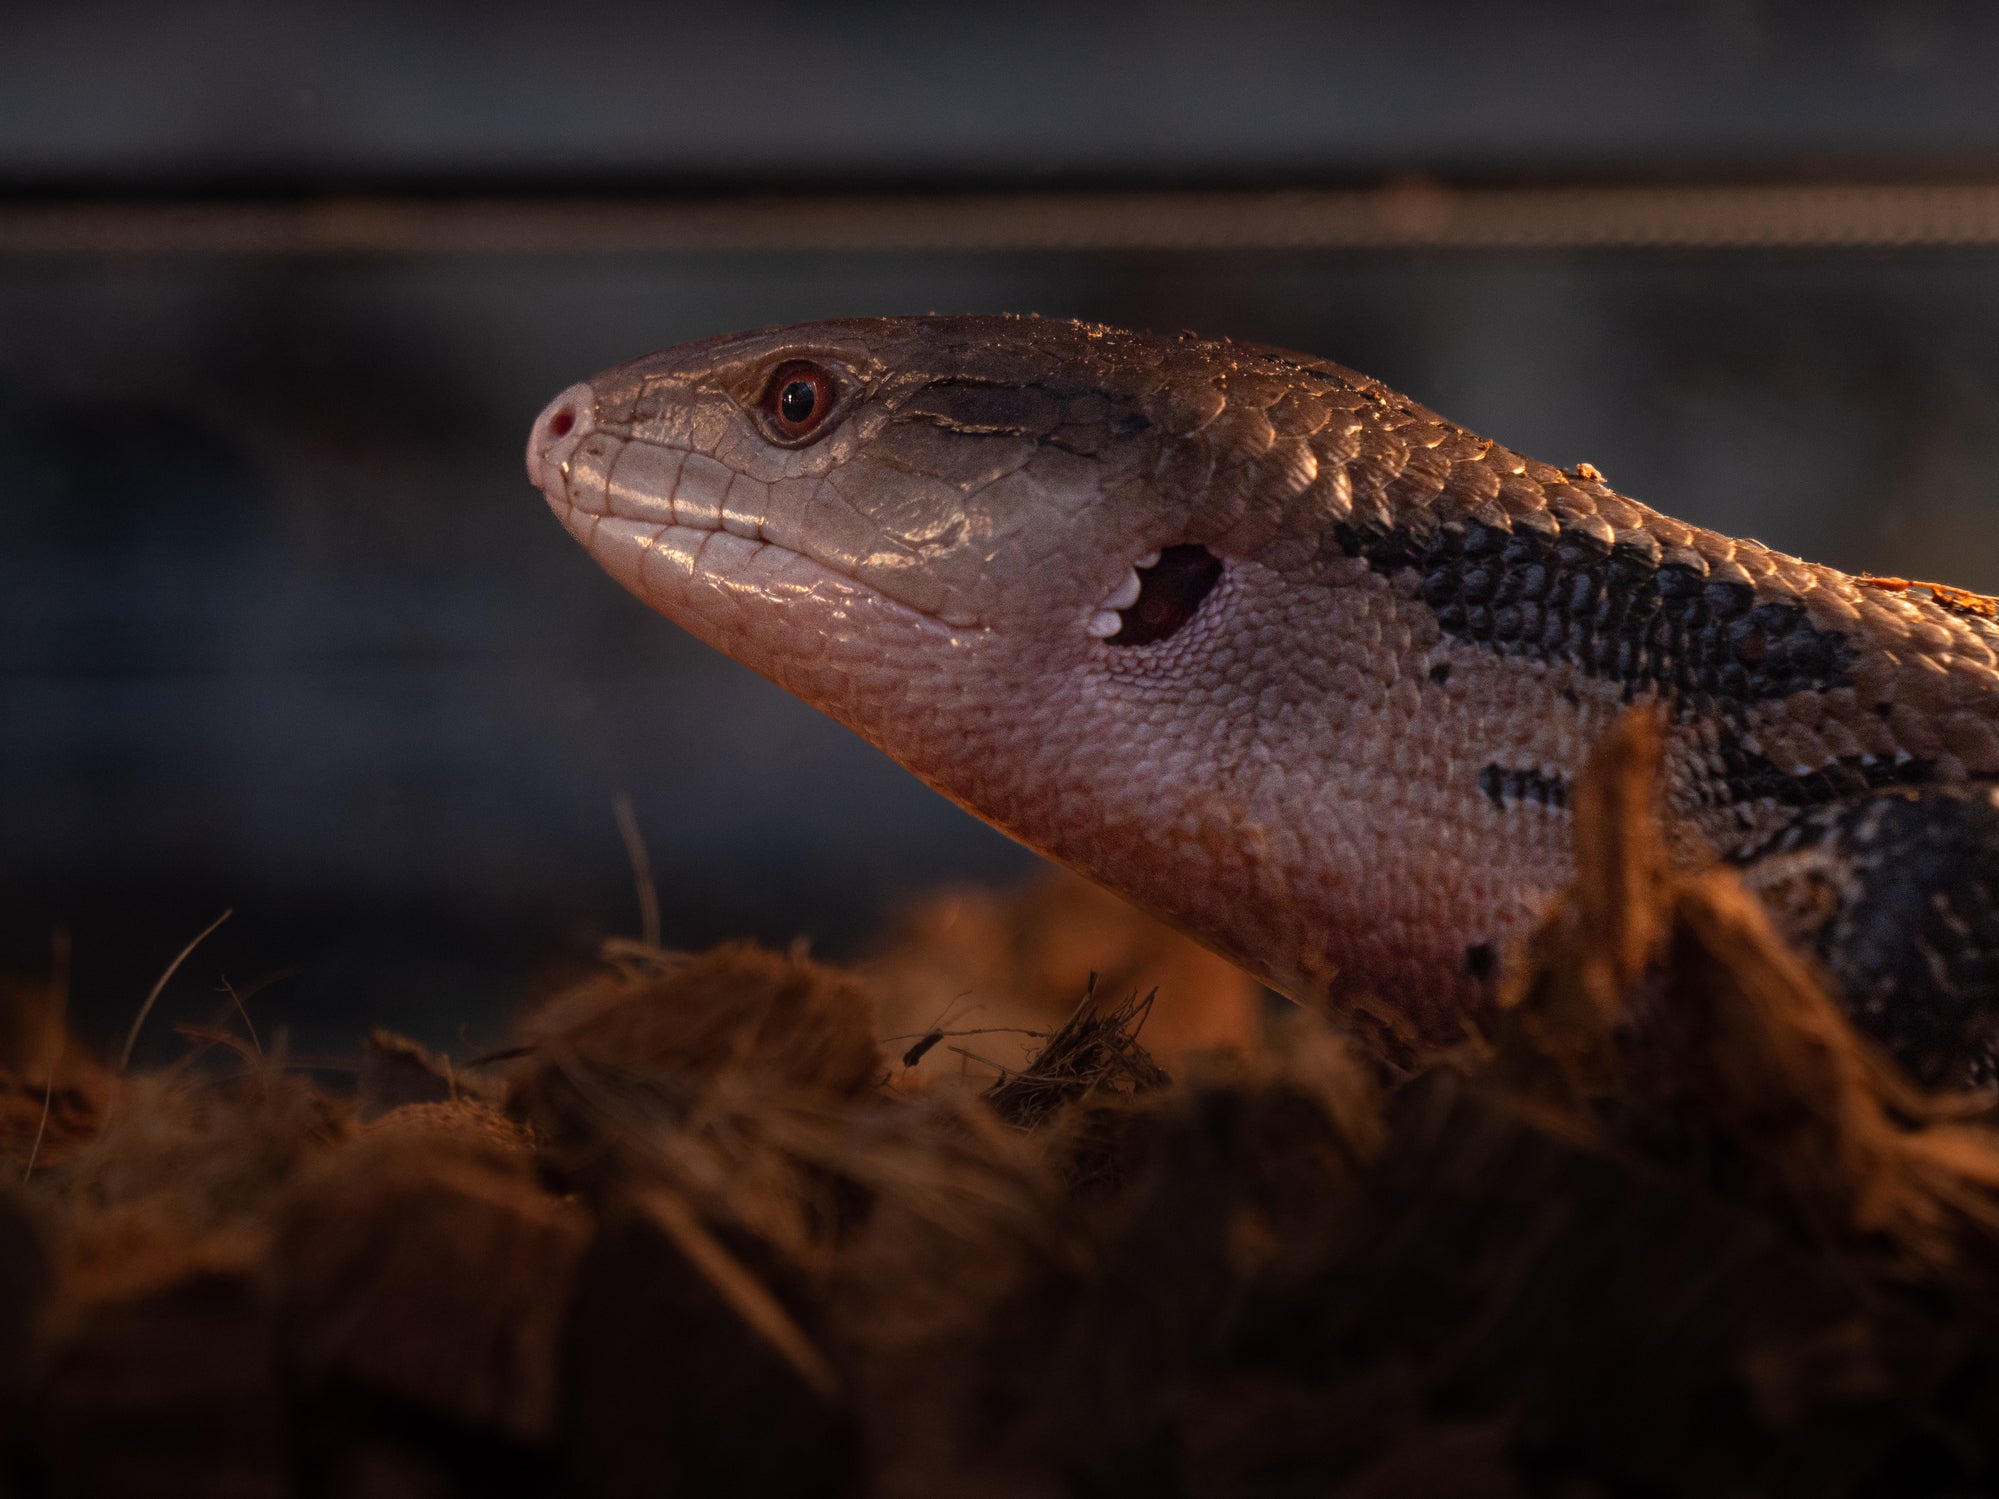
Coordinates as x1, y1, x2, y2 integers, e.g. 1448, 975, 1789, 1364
527, 383, 596, 491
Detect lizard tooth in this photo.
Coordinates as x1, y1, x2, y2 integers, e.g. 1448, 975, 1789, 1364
1086, 610, 1123, 638
1104, 569, 1143, 610
1135, 550, 1161, 570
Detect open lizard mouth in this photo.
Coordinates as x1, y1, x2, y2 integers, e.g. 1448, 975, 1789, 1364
1089, 545, 1225, 646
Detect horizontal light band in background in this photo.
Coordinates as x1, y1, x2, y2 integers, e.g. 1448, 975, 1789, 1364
9, 182, 1999, 256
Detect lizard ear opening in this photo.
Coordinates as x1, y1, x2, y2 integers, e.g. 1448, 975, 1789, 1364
1104, 545, 1223, 647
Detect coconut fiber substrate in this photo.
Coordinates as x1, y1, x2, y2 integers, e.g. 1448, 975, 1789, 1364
5, 714, 1999, 1498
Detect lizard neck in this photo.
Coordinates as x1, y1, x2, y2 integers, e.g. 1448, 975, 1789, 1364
837, 550, 1602, 1043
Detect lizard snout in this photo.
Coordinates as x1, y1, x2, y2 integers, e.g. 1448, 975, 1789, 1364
526, 383, 596, 502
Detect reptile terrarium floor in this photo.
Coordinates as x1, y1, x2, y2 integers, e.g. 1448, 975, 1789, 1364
3, 714, 1998, 1497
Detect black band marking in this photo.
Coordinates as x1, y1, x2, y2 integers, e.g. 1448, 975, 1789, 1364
1333, 513, 1857, 705
1730, 785, 1999, 1086
1463, 942, 1497, 982
1716, 739, 1940, 809
1477, 763, 1569, 810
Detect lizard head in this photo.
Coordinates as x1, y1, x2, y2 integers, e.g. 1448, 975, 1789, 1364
528, 314, 1312, 654
526, 315, 1366, 1001
526, 313, 1341, 746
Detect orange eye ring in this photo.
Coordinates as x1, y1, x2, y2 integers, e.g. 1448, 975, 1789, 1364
760, 361, 839, 442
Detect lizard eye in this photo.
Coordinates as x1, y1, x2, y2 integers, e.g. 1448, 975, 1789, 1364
759, 361, 839, 443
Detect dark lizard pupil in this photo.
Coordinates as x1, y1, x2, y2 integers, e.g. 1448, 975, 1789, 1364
780, 380, 817, 424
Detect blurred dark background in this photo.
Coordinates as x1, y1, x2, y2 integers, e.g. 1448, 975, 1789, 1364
6, 1, 1999, 1059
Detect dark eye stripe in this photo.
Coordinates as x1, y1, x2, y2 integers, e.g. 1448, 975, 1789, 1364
1109, 546, 1223, 647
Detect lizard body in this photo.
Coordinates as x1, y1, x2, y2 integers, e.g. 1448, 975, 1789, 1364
527, 316, 1999, 1083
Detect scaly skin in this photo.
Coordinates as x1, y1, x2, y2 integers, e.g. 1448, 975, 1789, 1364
526, 316, 1999, 1081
